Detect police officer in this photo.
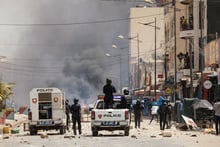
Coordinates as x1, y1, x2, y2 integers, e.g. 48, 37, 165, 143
65, 99, 70, 130
133, 99, 144, 129
70, 98, 81, 135
158, 99, 168, 130
120, 95, 127, 109
103, 78, 116, 109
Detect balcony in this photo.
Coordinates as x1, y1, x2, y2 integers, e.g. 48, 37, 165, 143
180, 15, 194, 39
179, 0, 192, 5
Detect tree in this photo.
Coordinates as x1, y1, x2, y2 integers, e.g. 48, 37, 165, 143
0, 82, 15, 111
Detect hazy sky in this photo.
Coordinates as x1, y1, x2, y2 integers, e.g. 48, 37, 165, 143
0, 0, 153, 107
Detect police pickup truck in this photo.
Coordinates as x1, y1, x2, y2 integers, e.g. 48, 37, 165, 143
90, 95, 131, 136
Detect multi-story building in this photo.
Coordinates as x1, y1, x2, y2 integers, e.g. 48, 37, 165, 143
177, 0, 207, 99
129, 0, 207, 99
129, 6, 166, 95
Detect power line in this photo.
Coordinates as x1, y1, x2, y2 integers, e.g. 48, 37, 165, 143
0, 14, 164, 26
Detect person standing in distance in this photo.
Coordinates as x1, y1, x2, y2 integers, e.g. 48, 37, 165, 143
70, 98, 81, 135
213, 100, 220, 135
103, 78, 116, 109
133, 99, 144, 129
65, 99, 70, 131
158, 100, 168, 130
149, 100, 159, 125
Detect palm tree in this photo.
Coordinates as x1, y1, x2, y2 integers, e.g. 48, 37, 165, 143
0, 82, 15, 111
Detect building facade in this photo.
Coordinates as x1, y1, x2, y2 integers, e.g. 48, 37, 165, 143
129, 0, 208, 100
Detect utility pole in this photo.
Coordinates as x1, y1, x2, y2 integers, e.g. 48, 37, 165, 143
154, 17, 157, 100
137, 33, 140, 89
173, 0, 177, 102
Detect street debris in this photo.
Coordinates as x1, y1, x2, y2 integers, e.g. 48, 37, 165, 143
182, 115, 199, 130
131, 135, 137, 139
162, 131, 172, 137
40, 132, 48, 139
190, 134, 197, 137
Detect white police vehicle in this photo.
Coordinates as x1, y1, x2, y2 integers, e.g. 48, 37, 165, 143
25, 88, 66, 135
90, 95, 131, 136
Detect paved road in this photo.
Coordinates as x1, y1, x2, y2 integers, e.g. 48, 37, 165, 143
0, 119, 219, 147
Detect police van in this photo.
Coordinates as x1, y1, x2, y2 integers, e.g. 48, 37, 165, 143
25, 88, 66, 135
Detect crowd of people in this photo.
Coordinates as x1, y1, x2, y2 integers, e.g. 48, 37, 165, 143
65, 78, 220, 135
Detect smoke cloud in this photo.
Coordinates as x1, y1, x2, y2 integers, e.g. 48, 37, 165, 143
1, 0, 144, 106
0, 0, 138, 106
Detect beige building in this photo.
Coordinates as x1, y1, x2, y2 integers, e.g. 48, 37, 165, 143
129, 7, 166, 90
129, 0, 207, 98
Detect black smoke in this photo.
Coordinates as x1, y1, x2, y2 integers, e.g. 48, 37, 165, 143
2, 0, 156, 106
3, 0, 140, 106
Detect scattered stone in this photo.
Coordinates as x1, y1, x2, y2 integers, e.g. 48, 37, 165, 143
162, 131, 172, 137
40, 132, 48, 139
203, 128, 214, 134
3, 134, 10, 139
190, 134, 197, 137
64, 135, 75, 138
176, 123, 188, 131
23, 140, 28, 143
131, 135, 137, 139
150, 135, 156, 138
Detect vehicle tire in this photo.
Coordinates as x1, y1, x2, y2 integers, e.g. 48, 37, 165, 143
92, 130, 98, 136
124, 128, 129, 136
60, 126, 64, 135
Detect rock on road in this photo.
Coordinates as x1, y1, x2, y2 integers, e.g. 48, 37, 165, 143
0, 118, 220, 147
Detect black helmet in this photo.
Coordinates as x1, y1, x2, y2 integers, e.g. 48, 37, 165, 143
65, 99, 69, 104
73, 98, 79, 103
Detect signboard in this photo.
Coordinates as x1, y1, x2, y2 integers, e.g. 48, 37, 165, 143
165, 87, 172, 95
203, 80, 212, 89
158, 73, 163, 78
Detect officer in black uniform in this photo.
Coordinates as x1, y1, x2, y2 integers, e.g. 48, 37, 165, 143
133, 99, 144, 129
70, 98, 81, 135
103, 78, 116, 109
65, 99, 70, 130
